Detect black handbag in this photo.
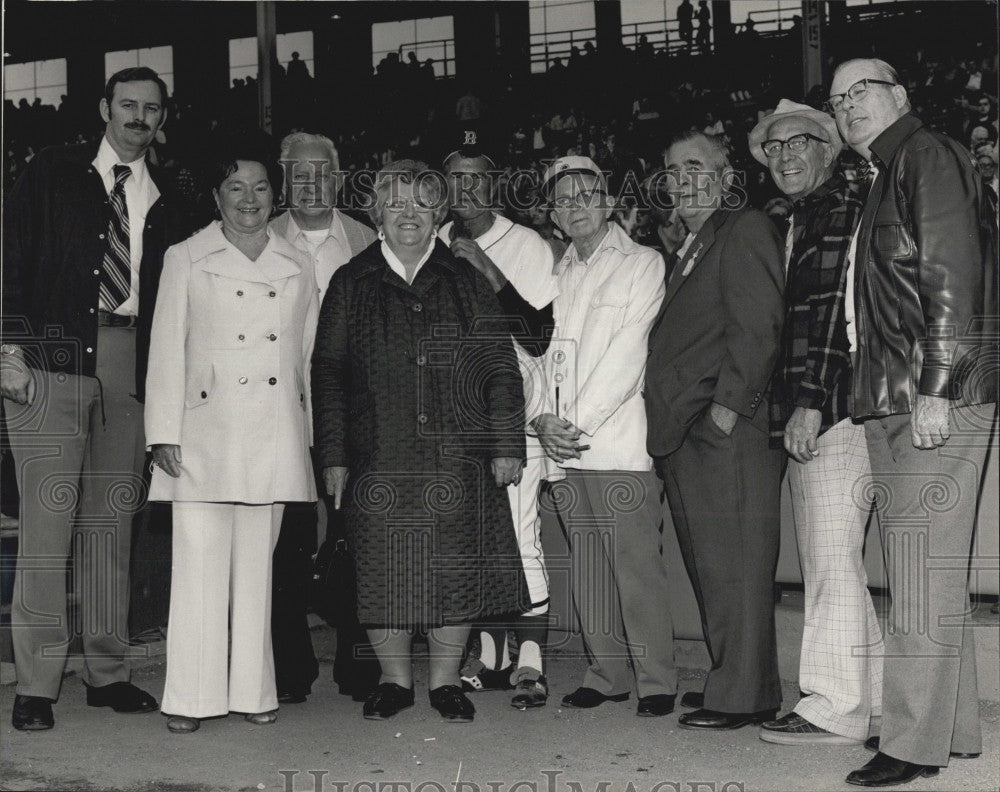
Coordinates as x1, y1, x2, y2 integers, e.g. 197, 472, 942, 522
311, 533, 360, 628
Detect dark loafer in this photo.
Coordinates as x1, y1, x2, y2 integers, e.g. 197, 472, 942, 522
759, 712, 860, 745
637, 694, 676, 717
277, 691, 308, 704
166, 715, 200, 733
678, 707, 777, 730
12, 694, 54, 731
680, 691, 703, 709
561, 687, 630, 709
84, 682, 157, 713
362, 683, 415, 720
429, 685, 475, 722
865, 735, 980, 759
846, 752, 938, 787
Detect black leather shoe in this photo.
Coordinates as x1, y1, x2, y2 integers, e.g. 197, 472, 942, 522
561, 687, 630, 708
846, 752, 938, 787
339, 682, 377, 703
865, 735, 980, 759
680, 691, 703, 709
277, 691, 308, 704
678, 707, 777, 730
84, 682, 157, 713
362, 683, 415, 720
511, 674, 548, 710
637, 694, 676, 717
429, 685, 475, 722
12, 695, 54, 731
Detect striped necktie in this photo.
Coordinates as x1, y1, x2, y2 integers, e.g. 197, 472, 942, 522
101, 164, 132, 311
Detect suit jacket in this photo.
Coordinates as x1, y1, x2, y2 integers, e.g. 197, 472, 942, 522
646, 206, 785, 457
145, 223, 318, 503
1, 142, 193, 402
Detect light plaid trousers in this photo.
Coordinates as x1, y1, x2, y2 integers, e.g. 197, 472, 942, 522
788, 418, 884, 741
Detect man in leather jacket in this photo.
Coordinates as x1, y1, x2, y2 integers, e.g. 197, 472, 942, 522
828, 58, 998, 788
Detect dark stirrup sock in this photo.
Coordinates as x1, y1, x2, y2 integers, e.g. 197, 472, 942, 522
482, 627, 511, 671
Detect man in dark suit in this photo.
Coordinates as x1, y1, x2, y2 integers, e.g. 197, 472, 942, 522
646, 131, 785, 730
1, 67, 190, 730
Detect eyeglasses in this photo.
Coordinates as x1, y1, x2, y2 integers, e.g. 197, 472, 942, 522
551, 189, 609, 210
383, 197, 434, 213
761, 133, 829, 158
825, 78, 896, 114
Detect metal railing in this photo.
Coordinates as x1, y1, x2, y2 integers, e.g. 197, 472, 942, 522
529, 25, 597, 73
372, 37, 456, 79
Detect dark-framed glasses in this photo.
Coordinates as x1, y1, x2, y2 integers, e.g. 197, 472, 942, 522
825, 78, 896, 114
761, 133, 829, 158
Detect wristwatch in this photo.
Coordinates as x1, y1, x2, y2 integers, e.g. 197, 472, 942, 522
0, 344, 22, 356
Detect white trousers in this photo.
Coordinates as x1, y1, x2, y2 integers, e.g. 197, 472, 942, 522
504, 437, 549, 610
162, 502, 283, 718
788, 418, 884, 741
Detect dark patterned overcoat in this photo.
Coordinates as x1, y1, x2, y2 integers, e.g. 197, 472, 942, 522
312, 239, 529, 627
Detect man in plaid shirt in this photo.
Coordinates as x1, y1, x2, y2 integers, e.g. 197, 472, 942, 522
748, 100, 884, 746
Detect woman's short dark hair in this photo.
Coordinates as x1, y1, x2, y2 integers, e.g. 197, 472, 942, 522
208, 132, 283, 195
104, 67, 169, 107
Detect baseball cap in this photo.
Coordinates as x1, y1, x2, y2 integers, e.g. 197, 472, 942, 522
541, 155, 607, 196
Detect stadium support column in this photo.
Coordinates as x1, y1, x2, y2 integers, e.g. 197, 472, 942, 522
594, 0, 622, 54
711, 1, 733, 54
454, 3, 499, 87
256, 0, 276, 134
801, 0, 825, 95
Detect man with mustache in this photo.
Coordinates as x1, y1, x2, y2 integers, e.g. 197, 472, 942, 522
2, 67, 192, 730
827, 57, 997, 788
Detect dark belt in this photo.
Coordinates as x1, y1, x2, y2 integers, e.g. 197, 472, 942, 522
97, 309, 137, 329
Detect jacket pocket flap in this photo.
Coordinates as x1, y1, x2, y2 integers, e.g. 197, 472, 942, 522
184, 365, 215, 408
873, 222, 915, 259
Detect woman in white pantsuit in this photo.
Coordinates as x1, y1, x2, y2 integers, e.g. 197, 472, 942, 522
145, 139, 317, 733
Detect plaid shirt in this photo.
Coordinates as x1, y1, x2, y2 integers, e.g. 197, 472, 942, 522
769, 174, 864, 448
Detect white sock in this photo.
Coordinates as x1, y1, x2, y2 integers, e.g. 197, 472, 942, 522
518, 640, 542, 674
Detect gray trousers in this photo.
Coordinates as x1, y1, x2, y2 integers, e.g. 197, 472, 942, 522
5, 327, 145, 700
865, 403, 996, 767
553, 469, 677, 698
660, 411, 784, 713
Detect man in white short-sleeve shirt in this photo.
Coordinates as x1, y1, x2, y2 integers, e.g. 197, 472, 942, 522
440, 144, 557, 709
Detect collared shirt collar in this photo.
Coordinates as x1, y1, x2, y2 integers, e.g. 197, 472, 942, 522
93, 135, 149, 191
558, 221, 633, 270
285, 209, 347, 247
188, 221, 302, 264
381, 238, 435, 284
868, 113, 924, 169
793, 173, 847, 211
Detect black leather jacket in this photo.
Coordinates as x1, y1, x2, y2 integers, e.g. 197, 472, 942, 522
853, 114, 998, 419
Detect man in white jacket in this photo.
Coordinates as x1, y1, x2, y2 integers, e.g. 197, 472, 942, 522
533, 157, 677, 717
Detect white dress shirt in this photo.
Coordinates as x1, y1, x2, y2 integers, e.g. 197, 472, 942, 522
92, 136, 159, 315
382, 239, 434, 284
282, 211, 353, 304
844, 163, 880, 353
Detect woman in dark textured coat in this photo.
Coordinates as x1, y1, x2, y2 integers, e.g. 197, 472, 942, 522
311, 160, 528, 723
